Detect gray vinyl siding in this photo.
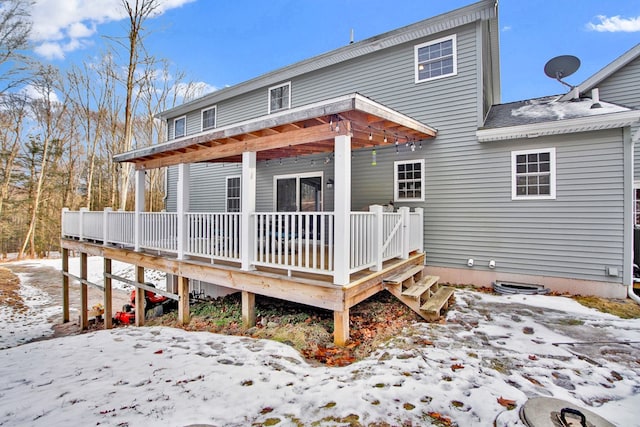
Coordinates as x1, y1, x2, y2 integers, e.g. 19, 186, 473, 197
166, 163, 242, 212
426, 129, 624, 283
594, 56, 640, 179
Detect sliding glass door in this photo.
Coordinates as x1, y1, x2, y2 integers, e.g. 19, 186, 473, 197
274, 173, 323, 212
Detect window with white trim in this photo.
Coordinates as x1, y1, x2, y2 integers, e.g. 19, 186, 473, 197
173, 116, 186, 139
226, 176, 241, 212
268, 82, 291, 113
414, 35, 457, 83
201, 106, 216, 131
512, 148, 556, 200
394, 159, 425, 202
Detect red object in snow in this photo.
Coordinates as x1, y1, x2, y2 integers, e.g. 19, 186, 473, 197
130, 288, 168, 306
114, 308, 135, 324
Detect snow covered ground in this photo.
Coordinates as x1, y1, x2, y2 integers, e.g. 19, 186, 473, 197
0, 257, 165, 350
1, 258, 639, 426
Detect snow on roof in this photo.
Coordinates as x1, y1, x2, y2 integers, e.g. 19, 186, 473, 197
483, 95, 631, 129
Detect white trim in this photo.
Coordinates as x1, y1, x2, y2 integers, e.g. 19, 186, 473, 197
414, 34, 457, 84
173, 115, 186, 139
511, 147, 556, 200
477, 110, 640, 142
225, 175, 241, 213
201, 106, 217, 131
268, 81, 291, 114
272, 171, 324, 212
394, 159, 425, 202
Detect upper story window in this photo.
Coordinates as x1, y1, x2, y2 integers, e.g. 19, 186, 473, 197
512, 148, 556, 200
201, 106, 216, 131
173, 116, 186, 139
268, 82, 291, 114
394, 159, 425, 202
414, 35, 457, 83
226, 176, 241, 212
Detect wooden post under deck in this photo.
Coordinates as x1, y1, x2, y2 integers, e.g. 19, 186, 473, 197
177, 275, 190, 324
104, 258, 112, 329
135, 265, 145, 326
80, 252, 88, 329
334, 308, 349, 346
242, 291, 256, 328
62, 247, 69, 323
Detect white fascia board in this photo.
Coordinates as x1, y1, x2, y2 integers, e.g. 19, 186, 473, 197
477, 110, 640, 142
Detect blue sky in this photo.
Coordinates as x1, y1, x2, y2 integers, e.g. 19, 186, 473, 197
29, 0, 640, 103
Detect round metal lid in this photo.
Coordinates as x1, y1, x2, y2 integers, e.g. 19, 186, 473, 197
520, 397, 615, 427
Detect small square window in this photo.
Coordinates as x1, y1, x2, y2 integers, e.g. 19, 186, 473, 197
202, 107, 216, 130
173, 116, 186, 139
511, 148, 556, 200
394, 160, 425, 202
268, 82, 291, 113
415, 35, 457, 83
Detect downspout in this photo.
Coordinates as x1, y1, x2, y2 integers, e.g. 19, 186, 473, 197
623, 126, 640, 304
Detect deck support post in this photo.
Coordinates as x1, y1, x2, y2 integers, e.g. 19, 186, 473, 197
241, 151, 256, 271
177, 275, 190, 324
333, 308, 349, 346
80, 252, 88, 329
135, 265, 145, 326
104, 258, 112, 329
369, 204, 383, 271
134, 169, 145, 252
333, 133, 352, 285
62, 247, 69, 323
241, 291, 256, 328
399, 206, 411, 259
177, 163, 190, 260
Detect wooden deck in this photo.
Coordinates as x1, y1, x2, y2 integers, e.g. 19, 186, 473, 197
60, 238, 425, 345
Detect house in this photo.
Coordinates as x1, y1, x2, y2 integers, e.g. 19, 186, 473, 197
60, 1, 640, 345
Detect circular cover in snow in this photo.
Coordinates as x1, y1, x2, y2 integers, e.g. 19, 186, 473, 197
520, 397, 614, 427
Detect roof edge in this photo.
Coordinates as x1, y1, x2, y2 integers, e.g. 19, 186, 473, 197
477, 110, 640, 142
158, 0, 497, 120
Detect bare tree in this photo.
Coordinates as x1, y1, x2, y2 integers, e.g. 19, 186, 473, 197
0, 0, 32, 92
18, 65, 67, 258
111, 0, 161, 210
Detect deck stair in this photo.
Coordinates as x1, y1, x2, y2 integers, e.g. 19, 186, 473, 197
383, 265, 454, 321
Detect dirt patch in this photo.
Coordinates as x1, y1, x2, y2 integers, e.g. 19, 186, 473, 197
0, 267, 26, 312
148, 291, 423, 366
573, 295, 640, 318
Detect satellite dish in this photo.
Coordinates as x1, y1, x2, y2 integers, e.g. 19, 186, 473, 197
544, 55, 580, 89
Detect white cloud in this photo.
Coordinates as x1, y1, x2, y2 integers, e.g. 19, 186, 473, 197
587, 14, 640, 32
29, 0, 196, 59
501, 25, 511, 32
20, 83, 60, 103
173, 81, 217, 101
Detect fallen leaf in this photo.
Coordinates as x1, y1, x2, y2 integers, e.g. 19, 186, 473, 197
497, 396, 517, 409
528, 354, 538, 361
154, 349, 163, 354
451, 363, 464, 371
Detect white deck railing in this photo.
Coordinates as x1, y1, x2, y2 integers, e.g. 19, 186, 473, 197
252, 212, 334, 275
186, 212, 241, 262
61, 206, 423, 281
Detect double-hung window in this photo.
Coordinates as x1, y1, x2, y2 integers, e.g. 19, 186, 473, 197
201, 106, 216, 131
226, 176, 241, 212
414, 35, 457, 83
394, 159, 425, 202
512, 148, 556, 200
268, 82, 291, 113
173, 116, 186, 139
